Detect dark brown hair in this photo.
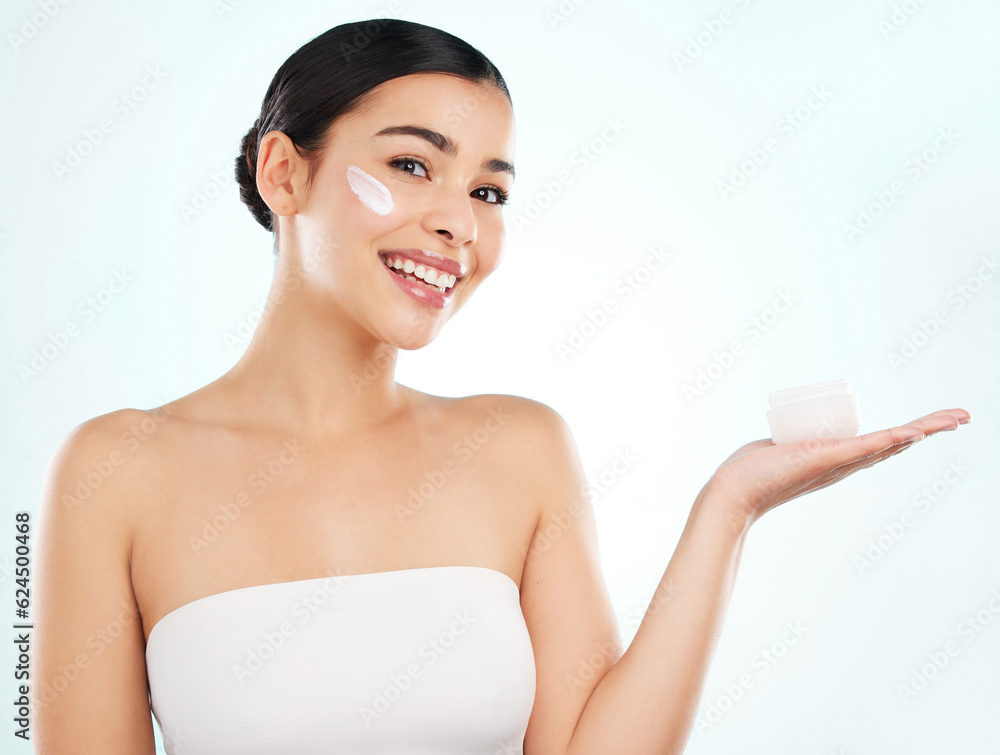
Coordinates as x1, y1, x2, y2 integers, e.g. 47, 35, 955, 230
235, 18, 510, 237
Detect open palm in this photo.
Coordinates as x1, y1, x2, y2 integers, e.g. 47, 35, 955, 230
710, 408, 971, 526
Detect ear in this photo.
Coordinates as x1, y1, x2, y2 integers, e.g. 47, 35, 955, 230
256, 130, 309, 219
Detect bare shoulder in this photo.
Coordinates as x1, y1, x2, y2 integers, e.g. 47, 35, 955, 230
54, 404, 176, 450
442, 391, 574, 450
49, 405, 176, 476
435, 392, 583, 517
406, 387, 579, 515
43, 405, 180, 535
33, 405, 176, 752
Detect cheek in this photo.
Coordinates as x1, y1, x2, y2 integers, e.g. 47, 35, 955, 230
332, 166, 403, 242
346, 165, 394, 216
475, 216, 506, 277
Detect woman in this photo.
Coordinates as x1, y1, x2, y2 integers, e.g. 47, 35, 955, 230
31, 18, 969, 755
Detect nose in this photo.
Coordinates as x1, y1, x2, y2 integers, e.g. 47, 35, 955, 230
420, 185, 478, 247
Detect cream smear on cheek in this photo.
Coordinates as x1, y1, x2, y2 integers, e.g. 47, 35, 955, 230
346, 165, 394, 215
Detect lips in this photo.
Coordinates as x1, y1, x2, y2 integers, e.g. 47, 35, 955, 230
378, 248, 466, 279
380, 255, 455, 292
381, 257, 455, 308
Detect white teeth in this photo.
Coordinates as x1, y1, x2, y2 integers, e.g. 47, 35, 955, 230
381, 255, 458, 293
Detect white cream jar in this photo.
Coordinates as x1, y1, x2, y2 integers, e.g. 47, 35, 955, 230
766, 378, 862, 445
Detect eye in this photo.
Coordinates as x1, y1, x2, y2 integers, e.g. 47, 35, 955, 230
389, 156, 510, 207
472, 186, 511, 206
388, 156, 428, 178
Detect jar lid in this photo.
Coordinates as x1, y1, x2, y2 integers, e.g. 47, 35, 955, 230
768, 378, 852, 409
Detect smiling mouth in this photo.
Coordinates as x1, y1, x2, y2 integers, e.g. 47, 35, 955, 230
378, 253, 460, 294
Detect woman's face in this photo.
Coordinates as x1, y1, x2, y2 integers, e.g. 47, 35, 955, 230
274, 72, 515, 350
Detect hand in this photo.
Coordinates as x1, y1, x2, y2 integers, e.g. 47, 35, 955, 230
709, 408, 971, 529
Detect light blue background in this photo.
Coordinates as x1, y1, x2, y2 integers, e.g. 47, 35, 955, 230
2, 0, 998, 752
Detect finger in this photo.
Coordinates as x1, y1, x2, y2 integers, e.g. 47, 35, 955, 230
920, 408, 972, 423
812, 436, 923, 487
895, 412, 966, 437
898, 409, 970, 433
864, 409, 969, 444
814, 408, 967, 479
804, 412, 962, 473
778, 438, 923, 506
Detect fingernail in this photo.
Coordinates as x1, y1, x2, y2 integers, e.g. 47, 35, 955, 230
959, 417, 971, 424
902, 433, 925, 442
941, 424, 958, 431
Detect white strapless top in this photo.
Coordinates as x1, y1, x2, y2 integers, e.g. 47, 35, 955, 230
145, 566, 536, 754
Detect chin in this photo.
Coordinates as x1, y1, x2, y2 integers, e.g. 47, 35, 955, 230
386, 323, 440, 351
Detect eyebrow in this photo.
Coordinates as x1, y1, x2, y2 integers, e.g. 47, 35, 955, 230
373, 125, 515, 180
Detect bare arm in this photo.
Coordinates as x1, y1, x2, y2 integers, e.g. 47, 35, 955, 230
509, 398, 624, 755
564, 409, 967, 754
32, 413, 156, 754
565, 483, 746, 755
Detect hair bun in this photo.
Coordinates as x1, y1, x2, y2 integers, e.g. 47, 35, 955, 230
235, 119, 274, 232
234, 19, 509, 240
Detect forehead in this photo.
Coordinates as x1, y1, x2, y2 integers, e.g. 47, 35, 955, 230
337, 72, 515, 153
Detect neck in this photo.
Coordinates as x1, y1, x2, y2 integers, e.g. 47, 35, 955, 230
217, 254, 409, 442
